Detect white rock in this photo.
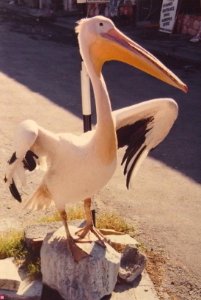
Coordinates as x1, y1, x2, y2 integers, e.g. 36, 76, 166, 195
41, 225, 121, 300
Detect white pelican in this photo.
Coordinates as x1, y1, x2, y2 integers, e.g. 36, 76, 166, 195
5, 16, 187, 262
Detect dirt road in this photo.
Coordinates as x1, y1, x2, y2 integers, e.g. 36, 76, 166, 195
0, 5, 201, 299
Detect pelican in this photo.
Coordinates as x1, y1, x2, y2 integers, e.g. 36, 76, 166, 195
5, 16, 187, 262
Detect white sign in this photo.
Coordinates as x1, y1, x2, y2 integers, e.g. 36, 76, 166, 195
77, 0, 109, 3
87, 0, 109, 2
159, 0, 179, 33
77, 0, 86, 3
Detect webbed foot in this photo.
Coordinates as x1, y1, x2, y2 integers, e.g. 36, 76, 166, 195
75, 224, 106, 248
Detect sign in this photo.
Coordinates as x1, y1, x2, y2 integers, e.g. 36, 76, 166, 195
87, 0, 109, 2
159, 0, 179, 33
77, 0, 109, 3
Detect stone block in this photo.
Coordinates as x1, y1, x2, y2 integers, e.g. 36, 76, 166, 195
41, 225, 121, 300
100, 229, 139, 252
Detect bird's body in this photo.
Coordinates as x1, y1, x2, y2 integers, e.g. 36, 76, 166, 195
26, 122, 117, 211
5, 16, 187, 261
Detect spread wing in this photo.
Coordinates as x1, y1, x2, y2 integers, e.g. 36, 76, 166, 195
112, 98, 178, 188
4, 120, 40, 202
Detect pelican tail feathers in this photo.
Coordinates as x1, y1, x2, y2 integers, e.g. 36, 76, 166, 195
23, 184, 54, 211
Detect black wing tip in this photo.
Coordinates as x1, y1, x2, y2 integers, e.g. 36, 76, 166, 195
125, 145, 147, 189
9, 180, 22, 203
116, 117, 154, 149
23, 150, 38, 171
126, 181, 130, 189
118, 117, 153, 188
8, 152, 17, 165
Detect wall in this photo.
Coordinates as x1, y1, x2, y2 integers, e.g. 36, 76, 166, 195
176, 14, 201, 36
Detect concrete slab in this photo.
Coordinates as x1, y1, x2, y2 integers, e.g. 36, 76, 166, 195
17, 279, 42, 300
110, 271, 159, 300
0, 258, 21, 291
40, 271, 160, 300
0, 258, 42, 300
135, 271, 159, 300
0, 279, 43, 300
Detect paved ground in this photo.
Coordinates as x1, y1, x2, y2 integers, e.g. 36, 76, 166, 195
0, 2, 201, 300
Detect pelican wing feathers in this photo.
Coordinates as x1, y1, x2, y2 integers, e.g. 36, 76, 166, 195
113, 98, 178, 188
4, 120, 51, 207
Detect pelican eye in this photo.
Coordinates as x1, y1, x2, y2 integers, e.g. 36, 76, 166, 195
99, 22, 103, 27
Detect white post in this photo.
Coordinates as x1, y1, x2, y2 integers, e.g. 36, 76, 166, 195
81, 61, 91, 132
39, 0, 43, 9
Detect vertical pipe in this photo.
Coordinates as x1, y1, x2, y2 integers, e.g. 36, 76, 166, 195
39, 0, 43, 9
91, 209, 96, 227
81, 60, 92, 132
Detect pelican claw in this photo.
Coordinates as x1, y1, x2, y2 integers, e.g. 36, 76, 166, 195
76, 225, 107, 248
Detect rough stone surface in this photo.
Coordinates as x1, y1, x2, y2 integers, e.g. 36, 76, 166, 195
24, 220, 84, 257
100, 229, 139, 252
24, 223, 138, 256
41, 225, 121, 300
119, 245, 146, 283
25, 221, 63, 256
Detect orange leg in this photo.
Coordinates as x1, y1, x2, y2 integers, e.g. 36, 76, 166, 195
59, 210, 90, 262
75, 198, 106, 247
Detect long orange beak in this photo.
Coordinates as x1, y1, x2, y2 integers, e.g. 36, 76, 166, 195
90, 27, 187, 93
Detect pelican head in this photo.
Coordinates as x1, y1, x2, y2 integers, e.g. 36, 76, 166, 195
76, 16, 187, 93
